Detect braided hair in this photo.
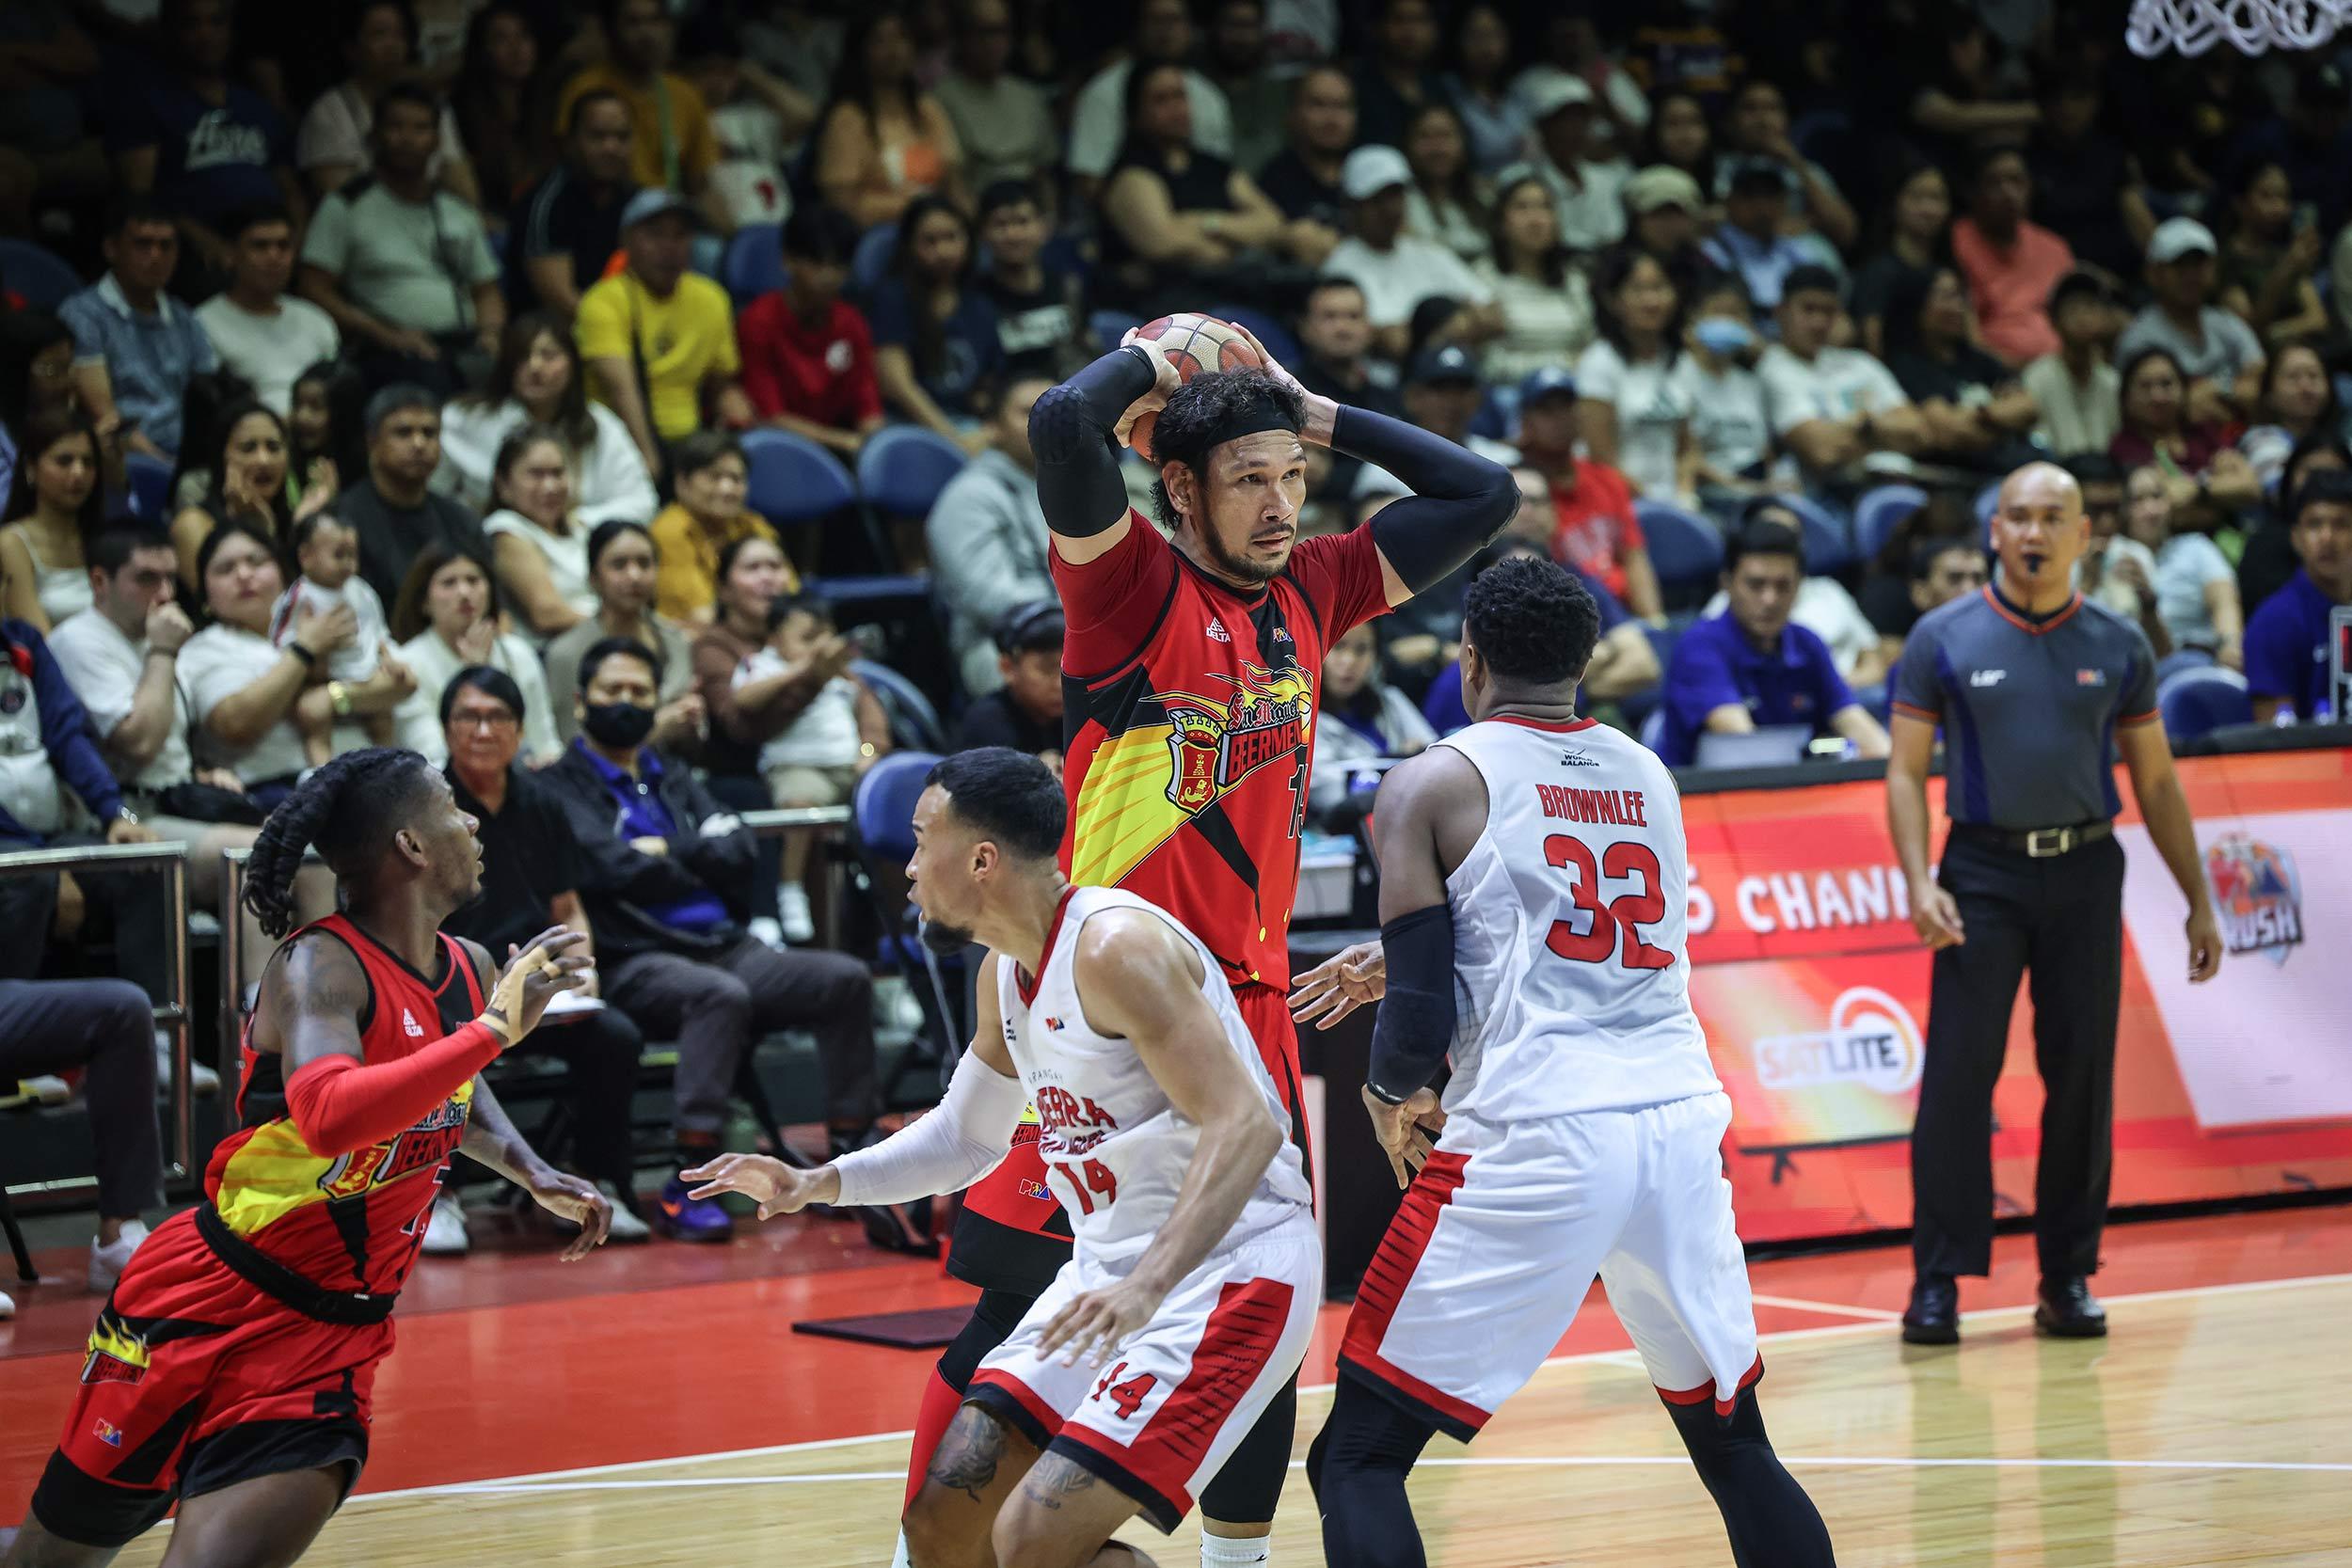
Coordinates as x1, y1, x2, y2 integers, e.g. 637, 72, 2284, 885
241, 748, 445, 940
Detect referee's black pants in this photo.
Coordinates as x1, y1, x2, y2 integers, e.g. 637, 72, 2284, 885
1911, 832, 2126, 1282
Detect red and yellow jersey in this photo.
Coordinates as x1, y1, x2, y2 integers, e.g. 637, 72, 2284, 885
201, 914, 487, 1301
1053, 513, 1389, 991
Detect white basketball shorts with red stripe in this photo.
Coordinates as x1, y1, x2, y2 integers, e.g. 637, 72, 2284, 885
1340, 1090, 1763, 1441
967, 1210, 1320, 1532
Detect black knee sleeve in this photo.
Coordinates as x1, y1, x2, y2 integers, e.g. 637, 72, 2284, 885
1306, 1374, 1437, 1568
935, 1289, 1035, 1393
1198, 1367, 1296, 1523
1666, 1389, 1836, 1568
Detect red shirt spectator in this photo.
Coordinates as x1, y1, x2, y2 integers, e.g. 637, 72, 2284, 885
1950, 150, 2075, 367
736, 293, 884, 450
1546, 458, 1645, 603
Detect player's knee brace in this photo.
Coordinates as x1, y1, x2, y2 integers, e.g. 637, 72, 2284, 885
1665, 1388, 1836, 1568
935, 1290, 1033, 1392
1199, 1372, 1295, 1523
1307, 1376, 1438, 1568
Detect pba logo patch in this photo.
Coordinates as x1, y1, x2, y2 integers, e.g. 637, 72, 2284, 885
93, 1418, 123, 1448
2204, 833, 2303, 966
1043, 1016, 1066, 1032
1018, 1179, 1052, 1201
1750, 987, 1925, 1098
2075, 668, 2108, 687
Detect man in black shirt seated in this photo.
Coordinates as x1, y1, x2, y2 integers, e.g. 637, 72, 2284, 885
955, 601, 1064, 768
438, 667, 652, 1252
540, 638, 887, 1244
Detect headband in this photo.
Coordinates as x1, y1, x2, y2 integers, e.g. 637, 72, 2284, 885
1168, 385, 1304, 463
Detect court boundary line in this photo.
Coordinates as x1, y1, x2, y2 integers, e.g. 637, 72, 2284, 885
329, 1268, 2352, 1508
1749, 1293, 1905, 1323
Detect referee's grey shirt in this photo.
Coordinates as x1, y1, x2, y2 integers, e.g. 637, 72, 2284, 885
1893, 586, 2159, 830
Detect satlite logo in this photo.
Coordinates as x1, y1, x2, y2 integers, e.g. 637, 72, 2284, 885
1751, 988, 1924, 1098
2204, 833, 2303, 966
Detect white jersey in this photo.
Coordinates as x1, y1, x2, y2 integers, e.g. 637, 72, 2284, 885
995, 886, 1313, 1266
1433, 715, 1720, 1121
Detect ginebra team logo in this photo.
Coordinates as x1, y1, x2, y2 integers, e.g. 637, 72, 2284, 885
1158, 662, 1314, 815
2204, 833, 2304, 965
1751, 987, 1925, 1098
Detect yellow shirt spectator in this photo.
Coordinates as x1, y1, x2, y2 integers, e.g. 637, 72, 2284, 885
576, 269, 740, 441
556, 66, 719, 195
650, 502, 792, 624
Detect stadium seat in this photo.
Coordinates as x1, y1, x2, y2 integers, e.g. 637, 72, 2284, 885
1089, 309, 1143, 353
0, 239, 81, 309
1768, 492, 1855, 575
723, 224, 786, 306
854, 424, 968, 518
850, 657, 947, 752
1638, 705, 1669, 754
739, 429, 856, 528
848, 751, 962, 1080
1976, 480, 2001, 533
2156, 666, 2251, 741
124, 452, 173, 519
1634, 499, 1724, 599
850, 221, 899, 294
2155, 648, 2217, 687
1853, 484, 1928, 563
1208, 303, 1301, 366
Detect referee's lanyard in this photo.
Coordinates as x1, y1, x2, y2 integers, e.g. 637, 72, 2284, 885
653, 79, 679, 195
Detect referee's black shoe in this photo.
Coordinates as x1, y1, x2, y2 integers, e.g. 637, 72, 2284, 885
1901, 1275, 1960, 1344
2035, 1276, 2108, 1338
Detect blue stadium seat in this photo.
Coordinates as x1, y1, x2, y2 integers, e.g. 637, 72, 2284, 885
1638, 705, 1669, 754
855, 424, 968, 517
723, 224, 786, 306
851, 658, 947, 752
1208, 303, 1301, 366
2155, 648, 2217, 687
1089, 309, 1143, 354
739, 429, 856, 527
1767, 492, 1855, 575
2156, 667, 2251, 741
1853, 483, 1928, 563
1634, 499, 1724, 597
0, 239, 82, 309
852, 750, 939, 863
124, 452, 174, 520
851, 221, 899, 294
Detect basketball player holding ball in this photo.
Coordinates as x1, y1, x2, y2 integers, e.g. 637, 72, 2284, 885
884, 314, 1519, 1566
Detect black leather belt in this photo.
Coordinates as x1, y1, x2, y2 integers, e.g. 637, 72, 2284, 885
1950, 820, 2114, 859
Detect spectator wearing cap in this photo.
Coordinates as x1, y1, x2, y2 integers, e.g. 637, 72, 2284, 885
1759, 266, 1929, 491
2245, 468, 2352, 721
974, 181, 1085, 382
2117, 218, 2266, 424
1623, 164, 1716, 298
736, 206, 885, 462
557, 0, 725, 231
1521, 74, 1631, 254
576, 188, 752, 478
1321, 146, 1500, 361
1659, 515, 1890, 768
1476, 175, 1595, 386
1713, 78, 1859, 253
1065, 0, 1234, 207
957, 600, 1064, 764
1701, 161, 1841, 319
58, 200, 218, 464
1354, 345, 1521, 511
1352, 0, 1447, 152
930, 373, 1055, 695
933, 0, 1061, 198
297, 84, 504, 397
1255, 66, 1356, 270
2024, 271, 2125, 459
1518, 367, 1664, 623
512, 88, 641, 322
1948, 148, 2075, 369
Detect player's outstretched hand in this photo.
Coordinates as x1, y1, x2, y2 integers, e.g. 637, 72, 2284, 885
490, 928, 592, 1039
525, 1169, 612, 1261
1290, 941, 1386, 1031
682, 1152, 839, 1219
1363, 1085, 1446, 1191
1038, 1276, 1165, 1369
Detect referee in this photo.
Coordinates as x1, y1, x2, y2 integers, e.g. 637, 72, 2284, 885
1885, 462, 2223, 1346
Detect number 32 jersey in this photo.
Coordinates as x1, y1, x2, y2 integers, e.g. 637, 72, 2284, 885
996, 886, 1313, 1266
1433, 716, 1720, 1123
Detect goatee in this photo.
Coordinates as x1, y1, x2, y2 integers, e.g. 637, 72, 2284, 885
919, 918, 976, 956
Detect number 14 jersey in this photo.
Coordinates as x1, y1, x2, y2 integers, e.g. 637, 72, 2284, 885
996, 886, 1313, 1268
1434, 716, 1720, 1123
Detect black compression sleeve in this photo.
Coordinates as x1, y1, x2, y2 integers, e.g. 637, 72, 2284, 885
1343, 404, 1520, 594
1027, 346, 1159, 539
1366, 901, 1457, 1104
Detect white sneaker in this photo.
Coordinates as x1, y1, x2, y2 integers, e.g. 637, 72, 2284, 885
747, 915, 787, 950
421, 1193, 470, 1256
88, 1220, 150, 1294
0, 1289, 13, 1320
156, 1034, 220, 1097
20, 1075, 70, 1105
777, 883, 816, 943
601, 1182, 651, 1243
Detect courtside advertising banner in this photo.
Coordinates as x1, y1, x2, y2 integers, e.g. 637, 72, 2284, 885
1680, 746, 2352, 1243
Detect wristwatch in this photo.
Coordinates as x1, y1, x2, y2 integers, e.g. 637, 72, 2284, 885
329, 680, 353, 719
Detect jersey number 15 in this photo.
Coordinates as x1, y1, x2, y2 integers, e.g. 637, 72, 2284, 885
1543, 837, 1674, 971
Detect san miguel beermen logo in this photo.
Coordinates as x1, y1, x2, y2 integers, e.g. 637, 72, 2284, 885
2204, 833, 2304, 966
1752, 988, 1926, 1098
1158, 662, 1314, 816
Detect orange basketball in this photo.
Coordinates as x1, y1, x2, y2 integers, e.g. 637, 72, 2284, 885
1132, 313, 1263, 382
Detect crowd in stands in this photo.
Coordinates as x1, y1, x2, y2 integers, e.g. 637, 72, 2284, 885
5, 0, 2352, 1284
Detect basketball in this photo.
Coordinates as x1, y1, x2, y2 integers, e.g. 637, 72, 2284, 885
1124, 315, 1263, 461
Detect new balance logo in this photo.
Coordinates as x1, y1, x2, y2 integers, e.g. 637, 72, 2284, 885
1205, 617, 1231, 642
1969, 670, 2007, 688
402, 1008, 426, 1038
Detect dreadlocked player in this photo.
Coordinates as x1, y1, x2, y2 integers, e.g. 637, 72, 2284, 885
4, 748, 611, 1568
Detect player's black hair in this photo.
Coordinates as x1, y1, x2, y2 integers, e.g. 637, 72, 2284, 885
1463, 554, 1600, 686
586, 517, 657, 576
1148, 367, 1305, 531
441, 663, 527, 726
363, 382, 439, 440
578, 635, 662, 691
375, 81, 443, 131
976, 179, 1042, 225
1910, 536, 1986, 582
2290, 466, 2352, 520
672, 428, 746, 481
715, 530, 782, 586
89, 522, 174, 576
1779, 264, 1843, 307
564, 86, 628, 139
925, 747, 1067, 860
243, 748, 445, 939
222, 204, 294, 242
288, 509, 355, 559
1724, 515, 1806, 575
783, 203, 862, 265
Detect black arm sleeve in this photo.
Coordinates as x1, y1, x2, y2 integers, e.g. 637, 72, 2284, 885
1027, 346, 1160, 539
1365, 901, 1458, 1104
1343, 404, 1520, 595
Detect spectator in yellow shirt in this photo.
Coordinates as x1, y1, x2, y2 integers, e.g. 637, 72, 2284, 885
575, 191, 754, 480
558, 0, 730, 235
649, 431, 795, 626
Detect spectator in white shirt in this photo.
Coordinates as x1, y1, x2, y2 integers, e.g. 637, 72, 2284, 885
1759, 265, 1931, 490
1064, 0, 1233, 205
481, 423, 595, 640
2122, 462, 2245, 667
1400, 100, 1488, 264
1518, 74, 1629, 253
1681, 275, 1777, 509
1321, 145, 1499, 361
2023, 269, 2124, 459
1575, 248, 1695, 503
437, 312, 659, 528
194, 208, 341, 417
1475, 174, 1595, 386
